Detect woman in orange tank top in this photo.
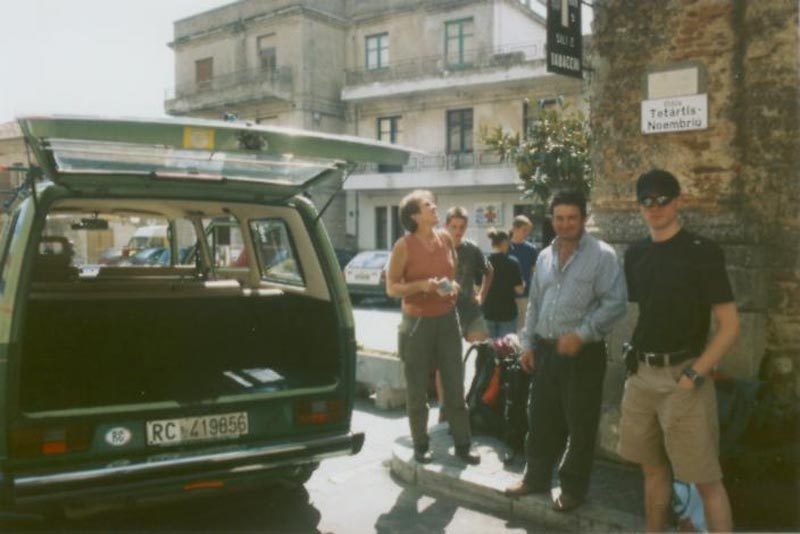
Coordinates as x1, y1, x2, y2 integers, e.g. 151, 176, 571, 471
386, 190, 480, 465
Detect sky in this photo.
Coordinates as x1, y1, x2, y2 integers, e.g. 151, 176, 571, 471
0, 0, 234, 124
0, 0, 592, 126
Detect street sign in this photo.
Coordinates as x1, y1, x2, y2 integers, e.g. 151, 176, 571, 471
641, 94, 708, 134
547, 0, 582, 79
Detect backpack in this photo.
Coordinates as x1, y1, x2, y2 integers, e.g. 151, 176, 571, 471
464, 335, 530, 460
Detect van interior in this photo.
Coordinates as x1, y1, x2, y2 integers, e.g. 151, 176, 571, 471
19, 199, 343, 413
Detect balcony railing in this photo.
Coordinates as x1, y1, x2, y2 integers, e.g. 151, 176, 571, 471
354, 150, 510, 174
165, 66, 293, 101
345, 42, 546, 86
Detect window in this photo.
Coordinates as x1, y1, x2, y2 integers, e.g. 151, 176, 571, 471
257, 34, 277, 72
377, 116, 403, 173
377, 116, 401, 144
250, 219, 304, 285
523, 101, 537, 139
375, 206, 388, 250
446, 109, 473, 154
195, 57, 213, 86
203, 217, 245, 268
445, 18, 474, 66
0, 210, 20, 293
365, 33, 389, 70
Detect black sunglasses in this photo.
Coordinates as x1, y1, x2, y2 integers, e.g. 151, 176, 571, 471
639, 195, 675, 208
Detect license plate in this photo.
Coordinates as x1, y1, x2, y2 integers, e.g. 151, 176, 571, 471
146, 412, 248, 446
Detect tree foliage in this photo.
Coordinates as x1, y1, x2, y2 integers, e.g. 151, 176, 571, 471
482, 106, 592, 205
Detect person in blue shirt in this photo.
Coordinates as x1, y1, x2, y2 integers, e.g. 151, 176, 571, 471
505, 190, 627, 513
508, 215, 538, 333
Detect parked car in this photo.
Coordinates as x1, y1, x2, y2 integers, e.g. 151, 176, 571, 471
344, 250, 392, 303
128, 247, 169, 266
2, 115, 412, 518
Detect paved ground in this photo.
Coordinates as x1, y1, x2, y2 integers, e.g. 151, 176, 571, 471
391, 423, 646, 533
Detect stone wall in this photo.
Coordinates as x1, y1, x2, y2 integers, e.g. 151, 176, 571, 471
588, 0, 799, 454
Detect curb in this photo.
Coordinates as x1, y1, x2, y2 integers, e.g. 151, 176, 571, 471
390, 430, 644, 532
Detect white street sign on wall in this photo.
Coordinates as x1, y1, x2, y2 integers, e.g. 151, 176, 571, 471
641, 93, 708, 134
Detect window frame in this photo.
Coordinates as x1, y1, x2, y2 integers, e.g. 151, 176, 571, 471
446, 108, 474, 154
365, 32, 389, 70
376, 116, 401, 144
195, 57, 214, 86
257, 33, 277, 72
444, 18, 474, 67
249, 218, 305, 286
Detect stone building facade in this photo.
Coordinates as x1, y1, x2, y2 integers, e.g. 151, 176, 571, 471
588, 0, 799, 447
166, 0, 584, 251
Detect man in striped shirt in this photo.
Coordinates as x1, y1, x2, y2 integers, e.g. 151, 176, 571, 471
505, 190, 627, 512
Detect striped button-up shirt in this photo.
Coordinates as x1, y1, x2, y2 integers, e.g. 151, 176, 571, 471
520, 232, 627, 351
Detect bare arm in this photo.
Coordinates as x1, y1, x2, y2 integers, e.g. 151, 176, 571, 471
385, 239, 437, 298
682, 302, 740, 383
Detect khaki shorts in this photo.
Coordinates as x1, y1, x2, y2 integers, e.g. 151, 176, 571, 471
618, 358, 722, 483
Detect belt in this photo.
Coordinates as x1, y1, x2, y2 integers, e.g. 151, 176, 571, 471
636, 349, 693, 367
534, 335, 602, 350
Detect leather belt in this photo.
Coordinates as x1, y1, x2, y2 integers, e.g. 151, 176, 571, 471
636, 349, 693, 367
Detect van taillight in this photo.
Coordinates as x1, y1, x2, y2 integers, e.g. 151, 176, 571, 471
11, 424, 91, 458
295, 399, 345, 425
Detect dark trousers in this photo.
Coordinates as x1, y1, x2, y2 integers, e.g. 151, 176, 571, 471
523, 339, 606, 499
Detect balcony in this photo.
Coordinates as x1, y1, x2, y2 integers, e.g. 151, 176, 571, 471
344, 150, 517, 192
165, 66, 293, 115
342, 43, 547, 101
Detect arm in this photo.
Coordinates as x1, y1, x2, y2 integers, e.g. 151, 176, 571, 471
678, 302, 740, 388
575, 251, 628, 343
477, 263, 493, 305
520, 258, 541, 352
385, 239, 437, 298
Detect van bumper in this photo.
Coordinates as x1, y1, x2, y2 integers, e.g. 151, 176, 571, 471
8, 431, 364, 507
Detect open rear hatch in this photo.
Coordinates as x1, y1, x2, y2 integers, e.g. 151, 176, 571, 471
5, 116, 414, 504
19, 115, 413, 197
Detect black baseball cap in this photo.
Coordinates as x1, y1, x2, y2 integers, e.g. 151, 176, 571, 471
636, 169, 681, 201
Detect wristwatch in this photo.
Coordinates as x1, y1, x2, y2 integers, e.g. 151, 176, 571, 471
681, 367, 706, 387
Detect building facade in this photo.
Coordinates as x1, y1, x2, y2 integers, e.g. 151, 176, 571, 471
165, 0, 583, 251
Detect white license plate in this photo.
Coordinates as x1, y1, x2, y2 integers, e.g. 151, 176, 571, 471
146, 412, 248, 446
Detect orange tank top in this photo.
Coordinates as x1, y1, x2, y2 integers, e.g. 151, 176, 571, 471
402, 230, 455, 317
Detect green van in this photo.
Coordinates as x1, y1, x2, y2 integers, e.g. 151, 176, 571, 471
0, 116, 410, 518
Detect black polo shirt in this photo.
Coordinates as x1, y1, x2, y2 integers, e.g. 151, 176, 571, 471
624, 229, 734, 354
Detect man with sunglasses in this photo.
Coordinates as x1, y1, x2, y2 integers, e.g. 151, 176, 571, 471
620, 169, 740, 532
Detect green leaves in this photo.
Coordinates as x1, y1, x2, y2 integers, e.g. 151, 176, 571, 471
481, 106, 592, 205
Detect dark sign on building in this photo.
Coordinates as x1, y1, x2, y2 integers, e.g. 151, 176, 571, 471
547, 0, 582, 79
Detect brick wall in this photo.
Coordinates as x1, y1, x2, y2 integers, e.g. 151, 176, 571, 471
588, 0, 798, 450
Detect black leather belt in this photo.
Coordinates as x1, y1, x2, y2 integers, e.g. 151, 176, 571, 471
636, 349, 693, 367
